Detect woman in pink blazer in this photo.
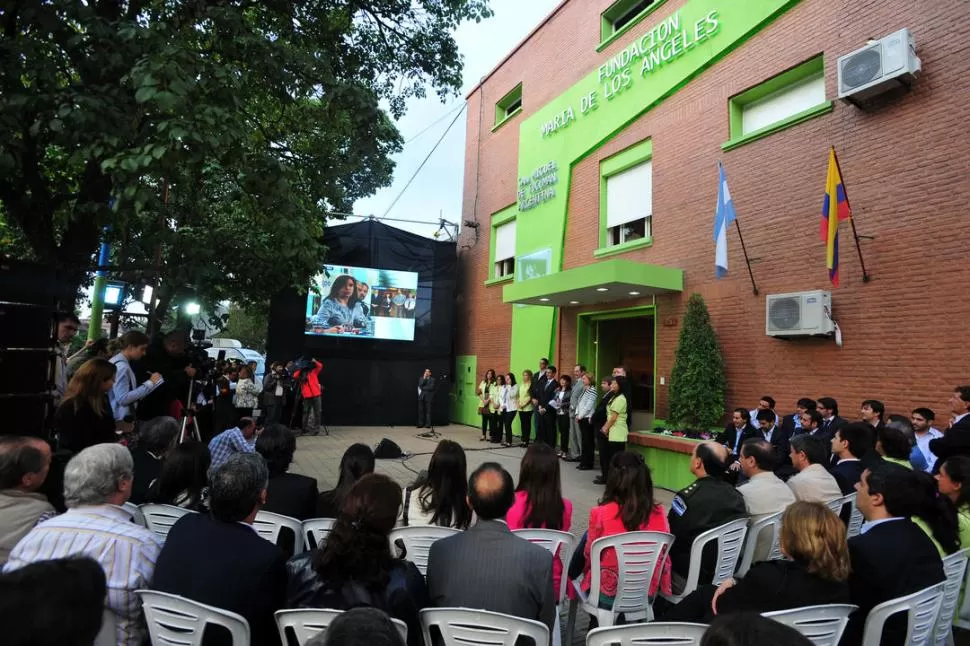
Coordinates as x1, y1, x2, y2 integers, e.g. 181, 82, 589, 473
506, 443, 573, 595
582, 451, 672, 606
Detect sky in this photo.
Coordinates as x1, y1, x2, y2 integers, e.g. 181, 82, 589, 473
349, 0, 562, 239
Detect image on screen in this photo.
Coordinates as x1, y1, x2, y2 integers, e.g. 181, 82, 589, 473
305, 264, 419, 341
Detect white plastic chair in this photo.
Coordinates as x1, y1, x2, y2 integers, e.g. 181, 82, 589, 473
660, 517, 748, 604
735, 511, 784, 577
566, 531, 675, 646
253, 510, 304, 555
388, 525, 461, 576
139, 503, 194, 539
512, 528, 577, 604
302, 518, 336, 550
934, 548, 970, 646
137, 589, 250, 646
762, 604, 858, 646
585, 622, 708, 646
824, 494, 853, 518
861, 582, 946, 646
93, 610, 116, 646
122, 501, 147, 527
844, 493, 864, 538
420, 608, 549, 646
275, 608, 408, 645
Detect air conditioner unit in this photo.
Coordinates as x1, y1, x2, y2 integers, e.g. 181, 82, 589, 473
838, 28, 921, 105
766, 290, 834, 337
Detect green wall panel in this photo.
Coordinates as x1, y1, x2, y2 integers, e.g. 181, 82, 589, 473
630, 442, 697, 492
451, 355, 480, 426
507, 0, 803, 374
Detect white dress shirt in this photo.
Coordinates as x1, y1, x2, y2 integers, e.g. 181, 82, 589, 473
860, 516, 905, 535
915, 428, 944, 472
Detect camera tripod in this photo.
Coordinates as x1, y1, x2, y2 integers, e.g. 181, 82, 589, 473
178, 380, 202, 444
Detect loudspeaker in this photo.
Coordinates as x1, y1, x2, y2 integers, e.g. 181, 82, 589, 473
0, 302, 53, 349
374, 438, 403, 459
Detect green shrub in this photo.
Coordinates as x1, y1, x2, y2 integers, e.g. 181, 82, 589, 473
668, 293, 726, 429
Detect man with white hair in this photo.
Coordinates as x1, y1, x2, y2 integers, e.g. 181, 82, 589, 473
4, 443, 162, 646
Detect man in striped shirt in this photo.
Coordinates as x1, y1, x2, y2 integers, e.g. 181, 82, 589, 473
4, 443, 162, 646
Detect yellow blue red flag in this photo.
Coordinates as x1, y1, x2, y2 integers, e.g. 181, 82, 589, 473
820, 147, 852, 287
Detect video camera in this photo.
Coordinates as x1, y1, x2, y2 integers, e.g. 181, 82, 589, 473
185, 341, 219, 382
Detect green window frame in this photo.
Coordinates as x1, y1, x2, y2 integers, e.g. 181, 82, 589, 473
722, 55, 833, 151
493, 83, 523, 131
596, 138, 653, 259
485, 204, 518, 286
598, 0, 668, 50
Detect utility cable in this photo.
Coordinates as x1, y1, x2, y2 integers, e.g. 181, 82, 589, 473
402, 102, 464, 145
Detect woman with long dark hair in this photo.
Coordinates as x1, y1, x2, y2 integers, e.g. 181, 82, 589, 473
907, 469, 961, 556
315, 274, 367, 333
501, 372, 519, 447
54, 358, 118, 453
936, 455, 970, 549
576, 451, 671, 605
507, 443, 573, 595
554, 375, 572, 458
317, 443, 375, 517
287, 474, 429, 646
575, 373, 598, 471
232, 365, 261, 422
517, 370, 535, 447
594, 376, 629, 486
145, 440, 212, 512
404, 440, 472, 529
477, 369, 497, 442
489, 374, 506, 443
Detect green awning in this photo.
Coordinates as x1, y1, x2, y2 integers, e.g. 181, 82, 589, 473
502, 258, 683, 307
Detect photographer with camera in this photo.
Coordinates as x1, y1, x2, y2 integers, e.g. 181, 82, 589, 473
134, 329, 198, 421
291, 358, 323, 436
262, 363, 288, 426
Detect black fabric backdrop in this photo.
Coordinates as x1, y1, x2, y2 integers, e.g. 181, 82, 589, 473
266, 220, 457, 426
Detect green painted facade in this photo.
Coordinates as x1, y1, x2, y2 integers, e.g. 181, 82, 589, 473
451, 355, 480, 426
500, 0, 804, 379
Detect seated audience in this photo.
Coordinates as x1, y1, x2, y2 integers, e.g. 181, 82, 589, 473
668, 442, 746, 587
207, 416, 257, 472
912, 407, 943, 473
0, 556, 107, 646
662, 501, 850, 622
936, 456, 970, 549
129, 416, 179, 504
701, 612, 814, 646
317, 443, 375, 517
754, 408, 790, 470
287, 473, 428, 646
842, 462, 946, 646
885, 415, 929, 472
876, 422, 917, 470
780, 398, 818, 437
53, 358, 118, 453
830, 423, 871, 494
904, 469, 960, 557
735, 438, 795, 561
426, 463, 556, 634
748, 395, 780, 429
152, 453, 287, 646
256, 425, 318, 521
4, 444, 162, 646
403, 439, 471, 529
928, 386, 970, 470
145, 440, 212, 511
721, 408, 756, 462
507, 443, 572, 596
306, 607, 406, 646
0, 436, 55, 565
575, 451, 671, 607
787, 434, 842, 503
817, 396, 847, 438
796, 409, 831, 443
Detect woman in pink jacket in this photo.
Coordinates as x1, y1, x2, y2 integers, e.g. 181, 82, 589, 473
506, 443, 573, 596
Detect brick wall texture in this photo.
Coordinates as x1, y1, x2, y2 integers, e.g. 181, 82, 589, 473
456, 0, 970, 421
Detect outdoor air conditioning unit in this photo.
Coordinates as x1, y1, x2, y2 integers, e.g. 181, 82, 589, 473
765, 290, 834, 338
838, 28, 921, 105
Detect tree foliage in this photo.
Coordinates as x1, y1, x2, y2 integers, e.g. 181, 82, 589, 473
0, 0, 492, 314
668, 293, 727, 429
212, 302, 269, 354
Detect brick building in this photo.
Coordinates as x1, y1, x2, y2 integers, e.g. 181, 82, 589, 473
451, 0, 970, 430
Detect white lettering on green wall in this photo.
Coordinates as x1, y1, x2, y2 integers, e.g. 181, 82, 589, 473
517, 161, 559, 211
539, 8, 722, 137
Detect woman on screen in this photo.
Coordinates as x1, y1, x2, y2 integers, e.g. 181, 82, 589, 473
314, 274, 368, 333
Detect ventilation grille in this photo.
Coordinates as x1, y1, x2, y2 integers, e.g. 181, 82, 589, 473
767, 297, 802, 332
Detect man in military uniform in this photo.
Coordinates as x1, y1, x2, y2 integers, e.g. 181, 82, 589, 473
668, 441, 747, 589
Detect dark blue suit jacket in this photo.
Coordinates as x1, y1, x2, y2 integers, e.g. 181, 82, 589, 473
152, 512, 287, 646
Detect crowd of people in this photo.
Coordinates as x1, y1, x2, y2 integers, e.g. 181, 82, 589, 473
5, 323, 970, 645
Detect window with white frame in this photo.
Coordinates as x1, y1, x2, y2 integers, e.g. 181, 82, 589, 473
605, 160, 652, 246
493, 221, 516, 278
740, 73, 826, 136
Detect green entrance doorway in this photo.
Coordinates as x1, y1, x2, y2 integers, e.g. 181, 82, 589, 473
578, 306, 656, 432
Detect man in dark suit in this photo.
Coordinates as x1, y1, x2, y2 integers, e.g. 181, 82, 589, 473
426, 462, 555, 634
256, 426, 318, 522
755, 408, 791, 468
816, 397, 847, 439
860, 399, 886, 447
722, 408, 758, 460
531, 358, 549, 443
152, 453, 287, 646
128, 416, 178, 505
928, 386, 970, 471
780, 398, 817, 437
841, 462, 945, 646
417, 368, 436, 429
537, 365, 559, 446
830, 423, 873, 494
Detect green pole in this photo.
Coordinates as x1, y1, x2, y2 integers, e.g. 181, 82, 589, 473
88, 226, 111, 340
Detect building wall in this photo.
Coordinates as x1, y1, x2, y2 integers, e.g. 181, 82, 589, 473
457, 0, 970, 424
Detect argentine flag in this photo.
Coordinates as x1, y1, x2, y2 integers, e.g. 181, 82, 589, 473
713, 163, 736, 278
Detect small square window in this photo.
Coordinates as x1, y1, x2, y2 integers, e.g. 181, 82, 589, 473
601, 0, 662, 42
608, 217, 650, 247
494, 83, 523, 127
494, 258, 515, 278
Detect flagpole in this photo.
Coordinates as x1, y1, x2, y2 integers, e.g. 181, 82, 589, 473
734, 219, 759, 295
831, 148, 871, 283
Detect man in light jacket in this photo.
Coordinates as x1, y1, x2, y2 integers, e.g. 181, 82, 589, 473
109, 331, 163, 424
